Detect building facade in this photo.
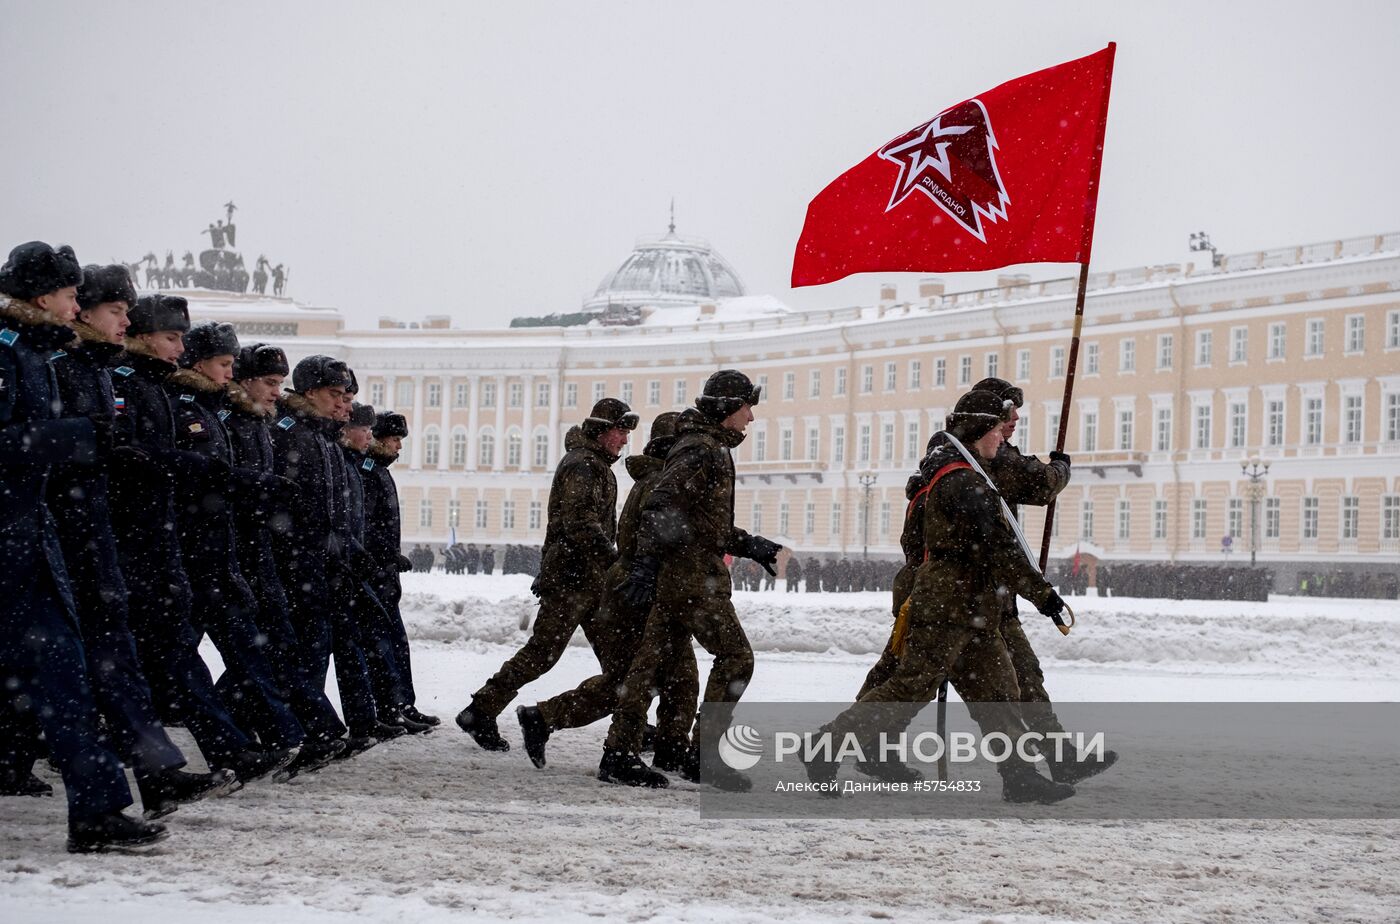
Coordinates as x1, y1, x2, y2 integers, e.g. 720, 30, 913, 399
190, 230, 1400, 588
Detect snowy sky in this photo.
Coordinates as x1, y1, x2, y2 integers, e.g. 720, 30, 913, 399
2, 1, 1397, 329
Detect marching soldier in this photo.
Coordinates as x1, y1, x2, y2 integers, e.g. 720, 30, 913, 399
457, 398, 637, 751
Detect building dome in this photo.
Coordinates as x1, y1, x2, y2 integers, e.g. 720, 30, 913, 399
585, 222, 746, 313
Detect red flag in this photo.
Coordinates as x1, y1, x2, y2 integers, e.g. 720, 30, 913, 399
792, 44, 1115, 287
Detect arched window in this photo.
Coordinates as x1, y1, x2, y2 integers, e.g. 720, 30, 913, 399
532, 428, 550, 468
506, 428, 523, 468
450, 427, 468, 467
423, 427, 441, 466
479, 428, 496, 468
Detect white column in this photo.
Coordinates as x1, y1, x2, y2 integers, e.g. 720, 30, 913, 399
466, 373, 481, 471
520, 373, 535, 472
436, 374, 452, 470
385, 374, 398, 411
409, 374, 425, 469
547, 372, 562, 468
493, 373, 506, 472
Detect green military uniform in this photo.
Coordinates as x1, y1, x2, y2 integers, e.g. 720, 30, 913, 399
470, 424, 621, 717
536, 416, 698, 751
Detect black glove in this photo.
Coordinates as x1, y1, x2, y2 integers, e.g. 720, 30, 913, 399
615, 555, 660, 610
745, 534, 782, 576
87, 414, 114, 460
1049, 450, 1072, 467
529, 574, 543, 598
397, 554, 413, 573
1038, 590, 1067, 623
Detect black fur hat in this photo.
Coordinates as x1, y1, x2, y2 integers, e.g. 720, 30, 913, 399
972, 376, 1025, 409
180, 320, 240, 366
233, 343, 289, 381
128, 294, 190, 335
582, 397, 639, 438
292, 354, 353, 393
696, 369, 761, 422
643, 410, 682, 458
346, 367, 359, 395
946, 389, 1013, 443
348, 402, 376, 428
373, 411, 408, 439
0, 241, 83, 300
76, 264, 137, 311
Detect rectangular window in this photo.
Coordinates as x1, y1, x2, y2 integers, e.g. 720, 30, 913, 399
508, 382, 523, 408
830, 503, 842, 538
1306, 318, 1324, 356
1017, 349, 1031, 380
860, 365, 874, 394
757, 375, 768, 400
1153, 499, 1168, 539
453, 382, 470, 407
647, 380, 660, 406
533, 432, 548, 467
592, 382, 605, 404
1195, 329, 1213, 367
754, 430, 767, 462
528, 501, 542, 530
475, 500, 487, 530
1081, 501, 1095, 540
959, 355, 972, 386
1154, 406, 1172, 452
805, 502, 815, 536
1230, 326, 1248, 363
1051, 347, 1065, 378
1269, 322, 1286, 359
1346, 315, 1365, 354
419, 498, 433, 529
1046, 410, 1061, 451
1383, 496, 1400, 541
934, 358, 946, 387
1265, 497, 1281, 539
986, 353, 999, 379
879, 501, 891, 537
779, 503, 790, 537
751, 504, 763, 535
370, 382, 385, 407
448, 500, 460, 528
1389, 311, 1400, 349
1343, 394, 1363, 443
884, 362, 897, 392
1387, 393, 1400, 442
1193, 403, 1212, 450
1117, 408, 1134, 451
780, 427, 793, 461
1084, 342, 1100, 375
1228, 401, 1247, 449
536, 382, 551, 407
905, 420, 920, 461
809, 369, 822, 398
1228, 498, 1243, 539
858, 424, 871, 463
1267, 399, 1285, 447
563, 383, 577, 408
1157, 333, 1174, 370
908, 360, 922, 389
1117, 499, 1131, 541
833, 425, 845, 464
1082, 411, 1098, 452
1304, 397, 1323, 445
835, 368, 847, 396
1341, 496, 1359, 540
807, 425, 820, 461
674, 379, 687, 405
1120, 339, 1135, 373
620, 381, 633, 405
502, 501, 515, 530
881, 421, 895, 460
397, 380, 414, 408
783, 371, 795, 400
481, 382, 497, 408
1192, 498, 1207, 540
1302, 497, 1319, 539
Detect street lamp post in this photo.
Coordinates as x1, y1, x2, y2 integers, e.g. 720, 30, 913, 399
858, 471, 877, 561
1241, 456, 1271, 567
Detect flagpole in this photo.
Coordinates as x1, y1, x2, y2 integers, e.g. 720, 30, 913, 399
1037, 260, 1090, 572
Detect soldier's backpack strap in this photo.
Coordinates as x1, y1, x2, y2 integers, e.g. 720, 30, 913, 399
912, 461, 972, 563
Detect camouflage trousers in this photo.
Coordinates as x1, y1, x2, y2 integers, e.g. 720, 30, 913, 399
471, 584, 602, 717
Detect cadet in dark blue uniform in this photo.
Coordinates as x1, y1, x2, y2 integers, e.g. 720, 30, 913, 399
0, 241, 164, 852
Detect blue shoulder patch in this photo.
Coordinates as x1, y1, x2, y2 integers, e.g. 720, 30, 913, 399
277, 416, 296, 430
178, 393, 195, 403
361, 458, 375, 471
113, 365, 135, 377
217, 409, 231, 421
0, 329, 17, 347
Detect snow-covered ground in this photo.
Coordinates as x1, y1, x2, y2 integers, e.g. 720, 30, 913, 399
3, 574, 1398, 922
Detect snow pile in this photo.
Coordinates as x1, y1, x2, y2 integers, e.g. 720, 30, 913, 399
399, 574, 1400, 679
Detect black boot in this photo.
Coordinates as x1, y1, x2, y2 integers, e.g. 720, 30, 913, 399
1045, 748, 1119, 785
380, 709, 432, 735
282, 737, 347, 779
66, 810, 170, 854
651, 738, 689, 773
800, 750, 842, 797
999, 760, 1076, 804
0, 769, 53, 797
137, 768, 238, 819
216, 748, 295, 786
455, 704, 510, 752
597, 747, 669, 788
640, 723, 658, 754
334, 734, 378, 761
680, 743, 752, 792
856, 758, 924, 785
372, 720, 409, 742
402, 705, 440, 726
516, 705, 551, 769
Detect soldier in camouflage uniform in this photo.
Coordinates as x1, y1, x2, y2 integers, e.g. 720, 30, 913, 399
516, 412, 699, 770
598, 370, 781, 790
456, 398, 637, 752
809, 389, 1076, 804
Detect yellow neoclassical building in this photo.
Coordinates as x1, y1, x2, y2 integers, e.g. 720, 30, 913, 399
190, 227, 1400, 590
